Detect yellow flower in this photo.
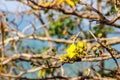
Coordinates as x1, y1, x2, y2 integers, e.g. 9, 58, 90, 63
68, 52, 76, 59
77, 41, 87, 50
72, 0, 79, 4
83, 42, 87, 50
77, 41, 84, 48
44, 2, 50, 7
66, 44, 77, 59
79, 48, 83, 52
65, 0, 75, 8
66, 44, 76, 53
98, 33, 102, 37
58, 0, 64, 5
92, 46, 97, 51
60, 54, 68, 62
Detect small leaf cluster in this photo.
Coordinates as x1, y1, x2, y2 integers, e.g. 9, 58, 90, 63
92, 44, 101, 56
92, 38, 108, 56
92, 25, 114, 37
38, 68, 54, 78
92, 39, 116, 56
60, 41, 87, 63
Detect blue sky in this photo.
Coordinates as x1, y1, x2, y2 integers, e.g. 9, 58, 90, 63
0, 0, 30, 12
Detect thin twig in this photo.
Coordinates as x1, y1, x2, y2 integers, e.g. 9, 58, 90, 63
89, 30, 120, 70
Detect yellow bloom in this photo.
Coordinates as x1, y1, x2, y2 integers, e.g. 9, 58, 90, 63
98, 33, 103, 37
83, 42, 87, 50
72, 0, 79, 4
77, 41, 87, 50
60, 54, 68, 62
66, 44, 77, 59
68, 52, 76, 59
66, 44, 76, 53
58, 0, 64, 5
44, 2, 50, 7
65, 0, 75, 8
92, 47, 97, 51
77, 41, 84, 48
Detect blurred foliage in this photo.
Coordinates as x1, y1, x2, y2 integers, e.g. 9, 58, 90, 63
98, 70, 116, 78
92, 25, 114, 37
49, 17, 76, 38
105, 3, 116, 16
